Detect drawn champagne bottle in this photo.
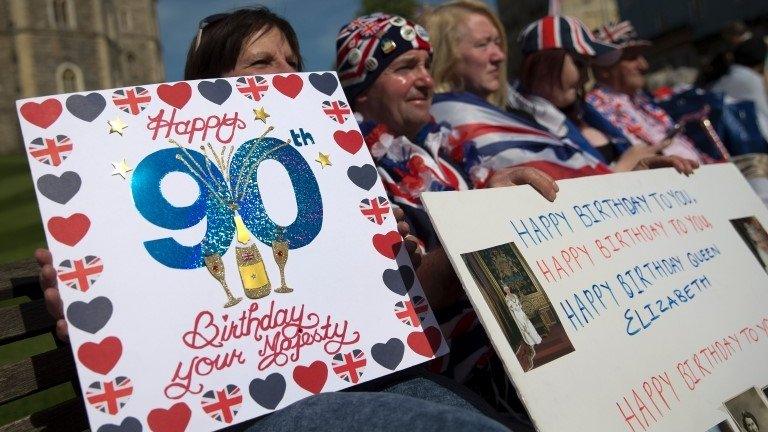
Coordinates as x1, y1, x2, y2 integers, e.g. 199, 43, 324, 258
234, 213, 271, 299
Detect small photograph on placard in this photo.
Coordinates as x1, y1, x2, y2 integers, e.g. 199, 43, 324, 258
724, 387, 768, 432
461, 241, 574, 372
730, 217, 768, 274
706, 420, 736, 432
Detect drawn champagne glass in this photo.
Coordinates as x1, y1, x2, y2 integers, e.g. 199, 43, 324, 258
272, 226, 292, 293
203, 253, 242, 308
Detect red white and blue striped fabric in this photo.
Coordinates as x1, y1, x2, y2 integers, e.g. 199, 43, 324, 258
431, 92, 612, 183
519, 15, 617, 57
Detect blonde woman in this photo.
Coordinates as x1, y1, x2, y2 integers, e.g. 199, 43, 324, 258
421, 2, 615, 183
420, 0, 508, 107
422, 4, 697, 182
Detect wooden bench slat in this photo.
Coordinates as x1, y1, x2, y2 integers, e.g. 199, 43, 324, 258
0, 397, 88, 432
0, 300, 56, 344
0, 347, 76, 404
0, 258, 41, 301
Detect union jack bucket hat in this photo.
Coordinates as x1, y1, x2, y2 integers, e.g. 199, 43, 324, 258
519, 15, 620, 63
592, 20, 651, 66
594, 20, 651, 48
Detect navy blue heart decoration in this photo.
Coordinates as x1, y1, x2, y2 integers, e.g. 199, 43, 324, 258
66, 93, 106, 122
308, 72, 339, 96
198, 79, 232, 105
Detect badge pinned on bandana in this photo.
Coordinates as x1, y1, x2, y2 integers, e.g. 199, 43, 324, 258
415, 25, 430, 41
348, 48, 362, 65
365, 57, 379, 71
400, 26, 416, 42
381, 39, 396, 54
389, 16, 406, 27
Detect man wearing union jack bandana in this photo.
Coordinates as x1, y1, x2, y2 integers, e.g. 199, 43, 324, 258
337, 14, 557, 428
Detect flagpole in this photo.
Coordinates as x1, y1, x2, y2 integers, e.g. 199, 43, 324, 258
548, 0, 561, 15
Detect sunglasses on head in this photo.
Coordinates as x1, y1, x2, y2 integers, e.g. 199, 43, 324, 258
195, 13, 230, 50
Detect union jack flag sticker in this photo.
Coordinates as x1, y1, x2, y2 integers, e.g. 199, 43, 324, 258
57, 256, 103, 292
112, 87, 151, 115
236, 76, 269, 101
394, 296, 429, 327
359, 196, 390, 225
322, 100, 351, 124
201, 384, 243, 424
28, 135, 73, 166
86, 376, 132, 415
332, 349, 367, 383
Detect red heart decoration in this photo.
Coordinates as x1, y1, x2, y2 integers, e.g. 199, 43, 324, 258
372, 231, 402, 259
333, 130, 363, 154
20, 99, 62, 129
148, 402, 191, 432
47, 213, 91, 246
293, 360, 327, 394
77, 336, 122, 375
157, 82, 192, 109
273, 74, 303, 98
407, 326, 443, 358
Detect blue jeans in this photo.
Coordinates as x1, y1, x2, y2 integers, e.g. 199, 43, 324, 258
244, 376, 510, 432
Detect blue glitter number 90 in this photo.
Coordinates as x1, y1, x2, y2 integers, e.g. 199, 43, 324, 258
131, 138, 323, 269
230, 137, 323, 248
131, 148, 234, 269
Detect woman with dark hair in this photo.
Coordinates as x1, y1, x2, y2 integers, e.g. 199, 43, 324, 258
517, 19, 671, 171
33, 7, 513, 430
37, 5, 306, 343
183, 6, 303, 80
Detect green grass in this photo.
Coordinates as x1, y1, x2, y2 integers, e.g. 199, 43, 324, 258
0, 154, 46, 264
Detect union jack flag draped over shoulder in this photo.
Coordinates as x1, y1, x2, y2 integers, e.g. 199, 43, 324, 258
430, 92, 612, 183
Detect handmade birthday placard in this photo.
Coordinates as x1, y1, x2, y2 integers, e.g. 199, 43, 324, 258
17, 72, 446, 431
422, 164, 768, 432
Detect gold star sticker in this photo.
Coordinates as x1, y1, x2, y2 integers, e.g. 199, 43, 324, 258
107, 117, 128, 136
253, 107, 270, 124
111, 159, 133, 179
315, 152, 332, 168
